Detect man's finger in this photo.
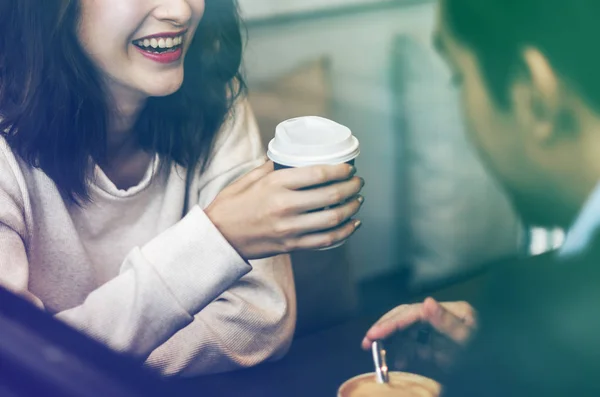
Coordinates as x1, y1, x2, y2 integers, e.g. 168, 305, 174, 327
422, 298, 472, 345
378, 303, 420, 324
362, 305, 423, 350
440, 301, 477, 328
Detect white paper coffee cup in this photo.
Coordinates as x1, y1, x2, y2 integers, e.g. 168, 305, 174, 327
267, 116, 360, 168
267, 116, 361, 250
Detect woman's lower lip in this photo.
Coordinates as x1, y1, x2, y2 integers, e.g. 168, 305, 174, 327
135, 46, 183, 64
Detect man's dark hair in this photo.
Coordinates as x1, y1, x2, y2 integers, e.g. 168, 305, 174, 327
445, 0, 600, 109
0, 0, 245, 202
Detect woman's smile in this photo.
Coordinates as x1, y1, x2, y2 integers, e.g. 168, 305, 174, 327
132, 30, 187, 64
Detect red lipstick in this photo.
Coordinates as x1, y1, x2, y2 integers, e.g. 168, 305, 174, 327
135, 47, 183, 64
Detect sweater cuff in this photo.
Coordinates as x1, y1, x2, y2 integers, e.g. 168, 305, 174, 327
140, 205, 251, 315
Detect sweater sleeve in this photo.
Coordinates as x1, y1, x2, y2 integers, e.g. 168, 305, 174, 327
0, 138, 252, 360
144, 99, 297, 376
57, 207, 253, 358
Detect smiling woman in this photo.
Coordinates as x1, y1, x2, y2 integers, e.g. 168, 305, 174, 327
0, 0, 243, 201
0, 0, 366, 378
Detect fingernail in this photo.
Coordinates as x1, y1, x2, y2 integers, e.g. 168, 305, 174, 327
354, 220, 362, 229
357, 196, 365, 205
349, 166, 357, 175
360, 177, 365, 187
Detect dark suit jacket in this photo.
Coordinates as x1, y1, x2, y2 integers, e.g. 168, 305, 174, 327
443, 243, 600, 397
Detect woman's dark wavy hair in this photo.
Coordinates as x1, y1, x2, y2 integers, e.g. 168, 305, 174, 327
0, 0, 245, 203
445, 0, 600, 111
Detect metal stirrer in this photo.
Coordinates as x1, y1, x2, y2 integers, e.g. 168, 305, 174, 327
371, 340, 389, 384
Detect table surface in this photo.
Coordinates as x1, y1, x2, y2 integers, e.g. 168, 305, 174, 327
172, 317, 378, 397
171, 271, 491, 397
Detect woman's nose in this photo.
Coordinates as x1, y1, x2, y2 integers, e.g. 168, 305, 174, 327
152, 0, 196, 27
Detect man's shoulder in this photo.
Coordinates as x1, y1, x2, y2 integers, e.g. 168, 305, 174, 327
491, 240, 600, 303
483, 246, 600, 353
443, 245, 600, 397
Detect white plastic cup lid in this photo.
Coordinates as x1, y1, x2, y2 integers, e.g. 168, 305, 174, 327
267, 116, 360, 167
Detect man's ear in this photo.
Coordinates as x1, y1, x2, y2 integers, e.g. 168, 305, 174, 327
511, 47, 569, 144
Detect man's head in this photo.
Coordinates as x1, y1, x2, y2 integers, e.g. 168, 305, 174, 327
435, 0, 600, 228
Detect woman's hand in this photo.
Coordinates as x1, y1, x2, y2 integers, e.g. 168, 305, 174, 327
362, 298, 477, 371
205, 161, 365, 260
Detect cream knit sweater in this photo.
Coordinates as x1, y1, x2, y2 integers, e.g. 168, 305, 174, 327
0, 100, 296, 376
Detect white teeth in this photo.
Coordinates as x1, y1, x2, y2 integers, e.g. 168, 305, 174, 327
135, 35, 183, 50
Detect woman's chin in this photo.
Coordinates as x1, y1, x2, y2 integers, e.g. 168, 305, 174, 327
138, 70, 185, 97
145, 81, 184, 98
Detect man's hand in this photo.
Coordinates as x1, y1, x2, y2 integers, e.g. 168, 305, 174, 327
362, 298, 477, 371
